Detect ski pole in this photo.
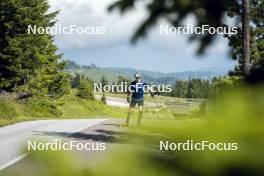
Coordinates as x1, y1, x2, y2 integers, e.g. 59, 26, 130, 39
152, 95, 158, 106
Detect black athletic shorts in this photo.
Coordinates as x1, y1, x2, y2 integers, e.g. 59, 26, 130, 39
130, 99, 144, 108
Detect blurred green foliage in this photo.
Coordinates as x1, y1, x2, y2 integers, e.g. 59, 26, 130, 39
108, 0, 237, 54
4, 86, 263, 176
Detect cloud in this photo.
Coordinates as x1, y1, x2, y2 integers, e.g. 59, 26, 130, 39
47, 0, 235, 72
48, 0, 229, 54
48, 0, 147, 49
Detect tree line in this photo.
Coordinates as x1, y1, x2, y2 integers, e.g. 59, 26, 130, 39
94, 75, 233, 99
162, 77, 240, 99
164, 79, 212, 99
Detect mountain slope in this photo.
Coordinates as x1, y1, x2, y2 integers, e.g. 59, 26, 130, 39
65, 61, 226, 83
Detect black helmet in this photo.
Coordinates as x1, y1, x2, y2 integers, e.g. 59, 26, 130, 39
134, 72, 141, 79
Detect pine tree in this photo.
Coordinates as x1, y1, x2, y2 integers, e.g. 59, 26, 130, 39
71, 73, 81, 88
116, 76, 130, 94
0, 0, 70, 94
242, 0, 251, 75
227, 0, 264, 79
76, 76, 94, 100
101, 76, 109, 87
172, 80, 188, 98
99, 76, 109, 101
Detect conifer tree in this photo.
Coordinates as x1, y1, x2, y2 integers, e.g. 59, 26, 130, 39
227, 0, 263, 79
71, 73, 81, 88
77, 76, 94, 100
0, 0, 70, 94
100, 76, 108, 102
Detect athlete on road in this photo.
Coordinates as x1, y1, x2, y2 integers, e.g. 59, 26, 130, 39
124, 72, 153, 126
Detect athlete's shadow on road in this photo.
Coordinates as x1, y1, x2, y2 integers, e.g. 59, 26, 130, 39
32, 124, 162, 148
32, 130, 126, 143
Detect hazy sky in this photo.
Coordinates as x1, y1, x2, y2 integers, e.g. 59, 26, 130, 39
48, 0, 236, 73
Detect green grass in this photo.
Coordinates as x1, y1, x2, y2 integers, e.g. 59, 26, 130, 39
56, 91, 127, 118
0, 90, 179, 127
0, 99, 58, 127
0, 89, 203, 127
4, 86, 264, 176
95, 92, 172, 103
95, 92, 204, 115
0, 91, 128, 127
95, 92, 204, 103
77, 68, 131, 82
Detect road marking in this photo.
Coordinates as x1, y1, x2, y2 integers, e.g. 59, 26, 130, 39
0, 119, 106, 171
0, 154, 27, 171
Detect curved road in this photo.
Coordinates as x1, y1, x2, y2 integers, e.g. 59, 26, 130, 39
0, 119, 106, 171
0, 96, 156, 172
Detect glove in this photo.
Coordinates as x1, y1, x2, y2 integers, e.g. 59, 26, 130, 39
127, 97, 131, 103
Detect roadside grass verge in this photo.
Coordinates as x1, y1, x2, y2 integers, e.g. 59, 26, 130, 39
96, 92, 204, 115
0, 91, 187, 127
95, 92, 205, 104
0, 91, 128, 127
56, 92, 127, 118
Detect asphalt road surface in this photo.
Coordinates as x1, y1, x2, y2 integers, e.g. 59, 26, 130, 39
1, 119, 134, 175
0, 119, 106, 171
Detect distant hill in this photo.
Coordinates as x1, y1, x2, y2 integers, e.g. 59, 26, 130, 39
64, 60, 131, 82
65, 60, 227, 84
105, 67, 225, 84
80, 68, 132, 83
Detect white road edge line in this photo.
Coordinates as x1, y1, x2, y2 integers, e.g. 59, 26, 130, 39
0, 119, 106, 171
0, 154, 27, 171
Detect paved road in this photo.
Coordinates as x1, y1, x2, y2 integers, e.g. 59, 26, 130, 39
0, 119, 106, 171
0, 96, 157, 173
1, 119, 129, 175
95, 95, 156, 107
